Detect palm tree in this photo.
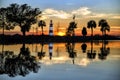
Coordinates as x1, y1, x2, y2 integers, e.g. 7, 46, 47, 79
38, 20, 46, 35
6, 3, 41, 37
98, 19, 110, 36
87, 20, 96, 37
66, 21, 77, 36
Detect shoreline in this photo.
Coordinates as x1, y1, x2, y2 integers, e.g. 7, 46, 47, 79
0, 34, 120, 44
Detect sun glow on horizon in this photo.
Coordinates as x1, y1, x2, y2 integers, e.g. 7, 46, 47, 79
57, 32, 65, 36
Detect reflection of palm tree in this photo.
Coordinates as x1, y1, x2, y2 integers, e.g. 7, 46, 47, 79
87, 41, 96, 59
98, 19, 110, 36
66, 42, 77, 64
87, 20, 96, 37
38, 43, 45, 60
98, 40, 110, 60
38, 20, 46, 35
81, 43, 87, 53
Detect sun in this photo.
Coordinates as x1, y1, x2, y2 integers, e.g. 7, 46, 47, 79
57, 32, 65, 36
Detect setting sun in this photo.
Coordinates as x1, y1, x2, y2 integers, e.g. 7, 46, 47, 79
57, 32, 65, 36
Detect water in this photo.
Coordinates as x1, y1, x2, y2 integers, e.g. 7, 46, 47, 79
0, 40, 120, 80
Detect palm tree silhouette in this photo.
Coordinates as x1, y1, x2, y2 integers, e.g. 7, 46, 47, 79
6, 3, 41, 37
98, 19, 110, 36
38, 20, 46, 35
66, 21, 77, 36
87, 20, 96, 37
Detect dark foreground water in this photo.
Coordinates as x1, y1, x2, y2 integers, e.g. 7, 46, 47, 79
0, 40, 120, 80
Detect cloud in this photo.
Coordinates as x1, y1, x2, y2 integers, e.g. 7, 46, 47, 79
111, 15, 120, 19
72, 7, 91, 15
42, 7, 120, 20
43, 8, 71, 19
89, 13, 120, 19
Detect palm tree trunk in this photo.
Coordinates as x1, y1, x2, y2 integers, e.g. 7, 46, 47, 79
91, 28, 93, 37
104, 30, 106, 36
41, 26, 43, 35
23, 31, 26, 37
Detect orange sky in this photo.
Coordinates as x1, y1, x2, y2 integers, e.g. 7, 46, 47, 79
0, 0, 120, 36
1, 18, 120, 36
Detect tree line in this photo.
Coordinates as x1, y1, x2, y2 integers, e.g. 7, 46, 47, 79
0, 3, 110, 38
66, 18, 110, 37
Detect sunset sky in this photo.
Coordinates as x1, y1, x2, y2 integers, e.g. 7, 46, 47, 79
0, 0, 120, 36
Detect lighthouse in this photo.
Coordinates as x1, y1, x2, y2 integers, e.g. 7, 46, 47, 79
49, 20, 53, 60
49, 20, 53, 36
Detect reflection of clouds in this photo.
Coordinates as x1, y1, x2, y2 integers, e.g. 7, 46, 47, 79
39, 57, 92, 67
108, 55, 120, 60
39, 57, 70, 65
78, 58, 90, 67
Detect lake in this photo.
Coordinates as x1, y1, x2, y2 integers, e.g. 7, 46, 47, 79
0, 40, 120, 80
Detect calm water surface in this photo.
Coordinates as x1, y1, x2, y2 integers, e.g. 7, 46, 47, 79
0, 40, 120, 80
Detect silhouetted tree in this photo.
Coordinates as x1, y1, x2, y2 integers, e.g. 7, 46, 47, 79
98, 19, 110, 36
0, 8, 14, 35
82, 27, 87, 37
18, 43, 30, 60
65, 42, 76, 64
38, 43, 45, 59
87, 20, 96, 37
87, 41, 96, 59
6, 3, 41, 37
38, 20, 46, 35
98, 40, 110, 60
81, 43, 87, 53
66, 21, 77, 36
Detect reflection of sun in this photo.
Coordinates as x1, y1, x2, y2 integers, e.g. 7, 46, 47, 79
57, 32, 65, 36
